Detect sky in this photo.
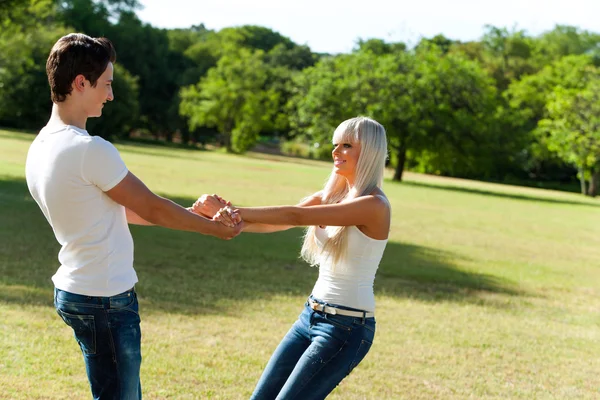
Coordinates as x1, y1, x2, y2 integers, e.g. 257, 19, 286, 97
137, 0, 600, 54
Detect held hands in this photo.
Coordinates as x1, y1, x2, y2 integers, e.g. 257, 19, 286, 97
213, 206, 242, 227
190, 195, 242, 238
191, 194, 231, 218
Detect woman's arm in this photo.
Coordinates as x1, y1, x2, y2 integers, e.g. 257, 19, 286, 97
193, 192, 324, 233
242, 192, 323, 233
237, 195, 389, 228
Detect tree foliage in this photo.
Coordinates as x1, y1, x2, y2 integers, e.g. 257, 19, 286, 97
180, 49, 280, 153
539, 81, 600, 196
2, 1, 600, 193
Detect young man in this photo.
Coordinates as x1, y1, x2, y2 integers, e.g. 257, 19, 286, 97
25, 33, 241, 399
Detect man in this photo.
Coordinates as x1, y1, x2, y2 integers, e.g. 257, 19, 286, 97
25, 33, 241, 399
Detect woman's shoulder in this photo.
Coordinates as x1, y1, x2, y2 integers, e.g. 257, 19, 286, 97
367, 188, 390, 208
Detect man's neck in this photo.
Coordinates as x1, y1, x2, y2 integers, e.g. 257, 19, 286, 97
48, 102, 87, 130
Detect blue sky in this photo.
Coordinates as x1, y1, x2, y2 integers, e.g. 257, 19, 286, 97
137, 0, 600, 54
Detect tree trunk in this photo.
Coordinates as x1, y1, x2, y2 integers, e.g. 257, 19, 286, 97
587, 167, 600, 197
224, 133, 233, 152
224, 119, 234, 152
393, 137, 408, 181
578, 167, 587, 195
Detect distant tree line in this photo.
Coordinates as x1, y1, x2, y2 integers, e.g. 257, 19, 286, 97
2, 0, 600, 195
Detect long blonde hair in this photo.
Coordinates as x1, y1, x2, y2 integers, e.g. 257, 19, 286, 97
300, 116, 388, 267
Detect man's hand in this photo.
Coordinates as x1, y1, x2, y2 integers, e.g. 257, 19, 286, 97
191, 194, 231, 217
211, 218, 243, 240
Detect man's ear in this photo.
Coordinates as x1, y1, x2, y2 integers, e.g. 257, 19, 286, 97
73, 74, 87, 93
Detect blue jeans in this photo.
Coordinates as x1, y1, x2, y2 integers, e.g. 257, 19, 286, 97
251, 297, 376, 400
54, 287, 142, 400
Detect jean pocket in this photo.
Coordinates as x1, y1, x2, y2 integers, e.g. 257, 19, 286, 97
348, 339, 373, 374
323, 314, 354, 331
56, 309, 97, 355
109, 290, 136, 310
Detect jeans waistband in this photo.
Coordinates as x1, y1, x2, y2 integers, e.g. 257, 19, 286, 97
308, 296, 374, 318
55, 287, 135, 307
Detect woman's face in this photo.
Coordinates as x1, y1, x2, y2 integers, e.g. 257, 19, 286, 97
332, 140, 361, 182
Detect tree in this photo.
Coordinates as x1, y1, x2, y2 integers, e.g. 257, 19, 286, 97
538, 83, 600, 196
416, 34, 454, 54
533, 25, 600, 65
266, 43, 318, 71
217, 25, 296, 53
475, 25, 537, 91
353, 38, 406, 55
0, 0, 64, 130
505, 54, 598, 182
179, 49, 279, 153
56, 0, 141, 23
405, 46, 503, 179
288, 52, 378, 156
290, 45, 501, 181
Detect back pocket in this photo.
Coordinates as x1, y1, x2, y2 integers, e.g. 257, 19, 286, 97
56, 310, 97, 355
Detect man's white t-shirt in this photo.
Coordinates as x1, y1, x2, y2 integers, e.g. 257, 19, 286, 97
25, 125, 137, 296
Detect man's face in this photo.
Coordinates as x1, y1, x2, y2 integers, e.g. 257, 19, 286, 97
81, 62, 114, 118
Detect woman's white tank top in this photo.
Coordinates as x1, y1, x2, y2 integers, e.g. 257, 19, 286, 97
311, 225, 388, 312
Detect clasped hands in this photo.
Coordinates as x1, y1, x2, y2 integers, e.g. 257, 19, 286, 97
190, 194, 241, 228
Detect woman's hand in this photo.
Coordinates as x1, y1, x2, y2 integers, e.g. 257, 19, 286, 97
213, 206, 242, 227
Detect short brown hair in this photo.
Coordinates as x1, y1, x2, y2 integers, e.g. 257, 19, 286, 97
46, 33, 116, 103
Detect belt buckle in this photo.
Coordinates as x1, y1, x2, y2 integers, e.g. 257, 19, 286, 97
310, 302, 320, 311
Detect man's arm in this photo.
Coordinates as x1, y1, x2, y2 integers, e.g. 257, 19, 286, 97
125, 208, 154, 226
106, 172, 241, 239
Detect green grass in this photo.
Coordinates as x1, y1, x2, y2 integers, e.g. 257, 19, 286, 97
1, 128, 600, 399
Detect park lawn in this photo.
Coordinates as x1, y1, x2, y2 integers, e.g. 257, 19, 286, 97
1, 128, 599, 399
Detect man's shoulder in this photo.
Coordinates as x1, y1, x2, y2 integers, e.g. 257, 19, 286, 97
86, 135, 120, 155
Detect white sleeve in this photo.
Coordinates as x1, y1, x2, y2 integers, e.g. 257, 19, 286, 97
81, 137, 129, 191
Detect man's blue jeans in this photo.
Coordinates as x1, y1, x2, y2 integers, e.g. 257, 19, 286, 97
54, 287, 142, 400
251, 298, 376, 400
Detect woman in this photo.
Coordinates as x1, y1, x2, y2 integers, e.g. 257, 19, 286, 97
194, 116, 390, 399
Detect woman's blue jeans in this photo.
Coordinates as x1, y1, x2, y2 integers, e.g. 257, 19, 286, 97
54, 287, 142, 400
251, 298, 376, 400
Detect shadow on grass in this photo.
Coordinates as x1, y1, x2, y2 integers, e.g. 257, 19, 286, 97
400, 180, 599, 208
0, 177, 524, 315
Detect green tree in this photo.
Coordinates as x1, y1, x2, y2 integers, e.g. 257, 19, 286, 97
505, 54, 599, 181
406, 46, 504, 179
416, 34, 454, 54
217, 25, 296, 53
179, 49, 279, 153
172, 24, 317, 143
290, 45, 501, 181
354, 38, 407, 55
533, 25, 600, 65
266, 43, 318, 71
538, 83, 600, 196
0, 0, 64, 129
477, 25, 537, 90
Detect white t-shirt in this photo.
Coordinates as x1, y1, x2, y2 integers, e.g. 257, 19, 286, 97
25, 125, 137, 296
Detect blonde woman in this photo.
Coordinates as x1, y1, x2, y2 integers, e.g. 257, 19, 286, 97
194, 117, 390, 399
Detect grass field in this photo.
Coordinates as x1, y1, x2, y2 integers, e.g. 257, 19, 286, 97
1, 128, 599, 399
